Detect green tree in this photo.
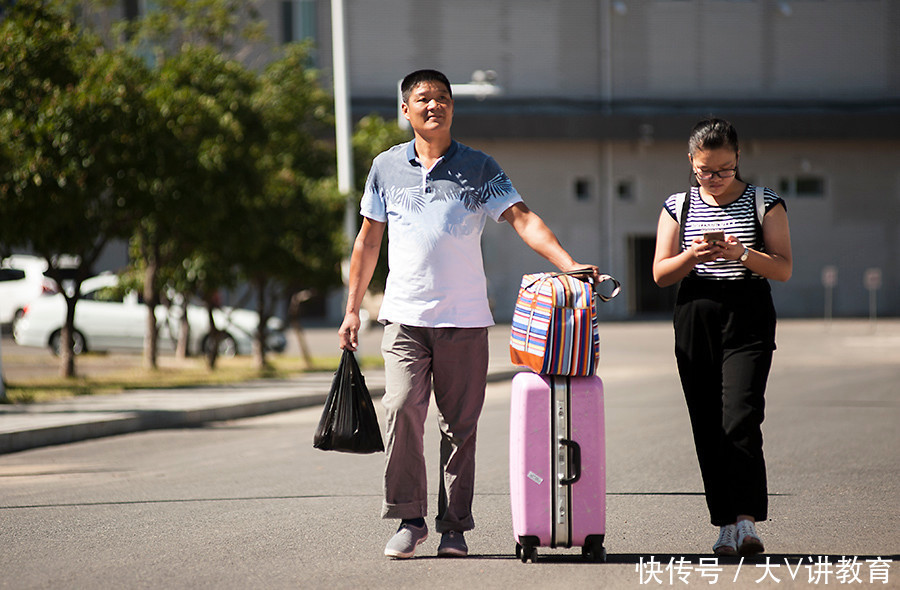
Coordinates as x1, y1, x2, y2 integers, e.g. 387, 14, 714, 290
111, 0, 270, 369
0, 0, 153, 377
247, 43, 342, 369
116, 0, 322, 371
115, 0, 267, 62
150, 45, 267, 369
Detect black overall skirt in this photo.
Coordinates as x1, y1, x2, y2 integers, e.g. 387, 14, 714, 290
673, 276, 776, 526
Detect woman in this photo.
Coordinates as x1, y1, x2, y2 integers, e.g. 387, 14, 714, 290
652, 118, 792, 556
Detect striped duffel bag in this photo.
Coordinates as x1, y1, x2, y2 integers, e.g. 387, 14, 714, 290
509, 270, 620, 376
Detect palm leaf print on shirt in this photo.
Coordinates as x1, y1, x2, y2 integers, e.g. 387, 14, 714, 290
482, 172, 513, 200
426, 171, 513, 212
449, 171, 490, 212
387, 185, 426, 213
460, 186, 486, 212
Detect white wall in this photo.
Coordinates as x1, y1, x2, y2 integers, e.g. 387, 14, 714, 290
462, 135, 900, 320
272, 0, 900, 320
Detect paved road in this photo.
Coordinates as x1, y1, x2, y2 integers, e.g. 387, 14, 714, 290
0, 319, 898, 589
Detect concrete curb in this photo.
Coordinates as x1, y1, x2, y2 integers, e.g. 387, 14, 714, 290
0, 368, 521, 455
0, 389, 344, 455
0, 413, 144, 455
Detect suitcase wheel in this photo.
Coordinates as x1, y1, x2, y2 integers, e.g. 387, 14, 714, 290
582, 536, 606, 563
516, 541, 538, 563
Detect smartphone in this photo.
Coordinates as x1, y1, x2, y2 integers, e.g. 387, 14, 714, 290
703, 231, 725, 244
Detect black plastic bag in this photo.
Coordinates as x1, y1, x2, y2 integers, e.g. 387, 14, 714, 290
313, 349, 384, 454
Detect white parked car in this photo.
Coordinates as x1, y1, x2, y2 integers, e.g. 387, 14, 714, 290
0, 255, 59, 330
13, 273, 287, 357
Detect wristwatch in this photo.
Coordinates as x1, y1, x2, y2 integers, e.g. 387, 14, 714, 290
740, 247, 750, 263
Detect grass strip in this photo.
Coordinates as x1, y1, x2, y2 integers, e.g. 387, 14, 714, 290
2, 353, 383, 404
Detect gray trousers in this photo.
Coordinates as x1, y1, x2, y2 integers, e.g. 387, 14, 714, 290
380, 323, 489, 533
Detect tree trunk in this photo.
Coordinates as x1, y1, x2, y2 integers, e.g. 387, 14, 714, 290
142, 259, 160, 370
60, 294, 78, 378
253, 277, 268, 371
204, 302, 219, 370
0, 333, 7, 402
143, 304, 159, 370
44, 256, 100, 380
176, 306, 191, 359
288, 289, 314, 369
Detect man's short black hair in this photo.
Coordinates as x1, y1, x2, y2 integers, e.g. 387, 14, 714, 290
401, 70, 452, 103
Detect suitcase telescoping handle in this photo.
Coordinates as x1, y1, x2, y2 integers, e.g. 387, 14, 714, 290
560, 439, 582, 485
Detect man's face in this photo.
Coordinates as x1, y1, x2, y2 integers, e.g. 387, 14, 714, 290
402, 81, 454, 135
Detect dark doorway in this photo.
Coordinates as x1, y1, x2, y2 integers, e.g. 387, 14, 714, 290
629, 235, 677, 316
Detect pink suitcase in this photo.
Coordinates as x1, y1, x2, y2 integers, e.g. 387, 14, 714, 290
509, 371, 606, 563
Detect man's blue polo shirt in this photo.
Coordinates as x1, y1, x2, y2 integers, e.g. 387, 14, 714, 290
360, 139, 523, 327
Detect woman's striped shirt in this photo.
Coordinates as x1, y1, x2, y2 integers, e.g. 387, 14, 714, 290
663, 184, 785, 280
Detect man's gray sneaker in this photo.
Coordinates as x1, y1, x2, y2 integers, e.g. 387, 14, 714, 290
437, 530, 468, 557
384, 522, 428, 559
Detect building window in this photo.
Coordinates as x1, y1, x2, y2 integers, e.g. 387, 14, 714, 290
122, 0, 140, 20
574, 178, 592, 201
281, 0, 317, 44
617, 179, 635, 201
796, 176, 825, 197
122, 0, 161, 20
778, 175, 826, 198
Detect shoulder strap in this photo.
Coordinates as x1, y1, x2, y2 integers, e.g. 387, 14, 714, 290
675, 191, 687, 225
743, 185, 767, 279
676, 190, 690, 250
755, 185, 765, 226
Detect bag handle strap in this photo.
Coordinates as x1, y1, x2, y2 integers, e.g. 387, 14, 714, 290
592, 274, 621, 303
521, 269, 622, 303
549, 269, 622, 303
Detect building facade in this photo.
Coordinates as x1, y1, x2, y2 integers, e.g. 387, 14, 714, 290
126, 0, 900, 319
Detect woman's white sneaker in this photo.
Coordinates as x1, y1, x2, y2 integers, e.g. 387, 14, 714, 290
713, 524, 738, 556
736, 519, 764, 556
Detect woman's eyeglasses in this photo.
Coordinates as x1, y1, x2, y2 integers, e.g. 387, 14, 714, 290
694, 168, 737, 180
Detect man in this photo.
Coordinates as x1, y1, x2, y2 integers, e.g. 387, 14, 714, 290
338, 69, 597, 559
